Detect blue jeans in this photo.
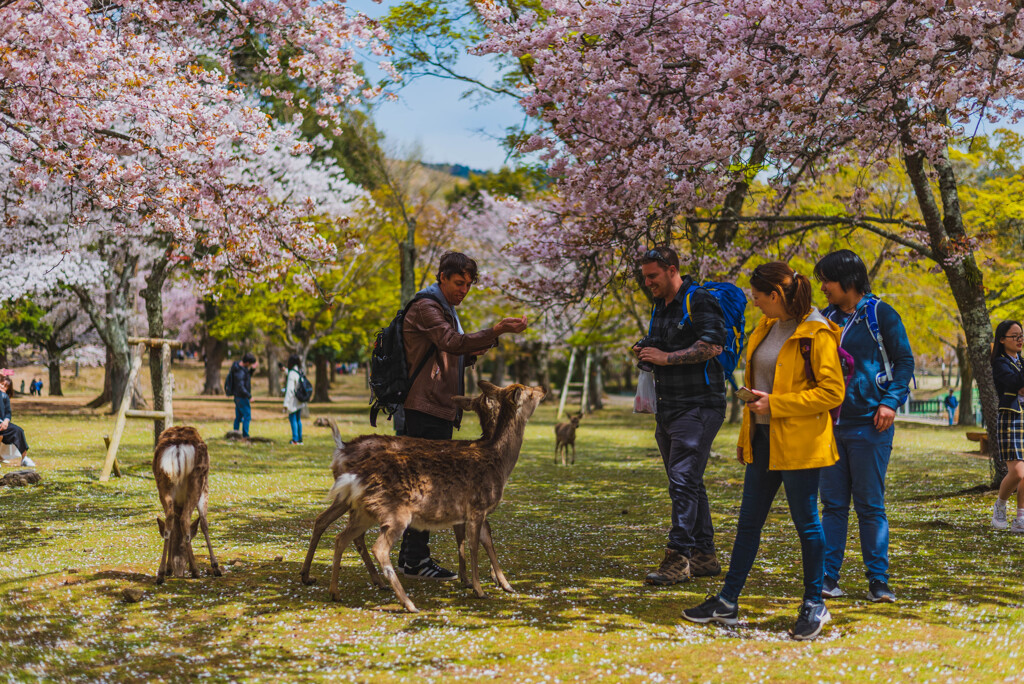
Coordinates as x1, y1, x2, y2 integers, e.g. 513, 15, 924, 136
946, 407, 955, 426
654, 407, 725, 556
720, 425, 825, 604
288, 410, 302, 443
820, 423, 894, 583
233, 397, 251, 436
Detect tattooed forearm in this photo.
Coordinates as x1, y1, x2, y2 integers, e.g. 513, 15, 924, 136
666, 341, 723, 365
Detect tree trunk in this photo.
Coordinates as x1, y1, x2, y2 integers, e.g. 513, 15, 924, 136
955, 338, 975, 426
490, 350, 506, 385
0, 345, 7, 370
87, 348, 114, 408
902, 141, 1001, 486
266, 344, 282, 399
201, 301, 228, 395
400, 227, 416, 306
589, 347, 604, 410
45, 340, 63, 396
141, 255, 171, 442
312, 350, 331, 403
537, 343, 552, 399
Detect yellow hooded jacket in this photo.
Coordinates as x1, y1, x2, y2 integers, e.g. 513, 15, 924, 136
738, 308, 846, 470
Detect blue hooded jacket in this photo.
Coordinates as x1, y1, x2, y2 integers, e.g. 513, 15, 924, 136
823, 296, 915, 425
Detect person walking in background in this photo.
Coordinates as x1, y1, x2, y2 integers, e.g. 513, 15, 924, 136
0, 376, 34, 468
814, 250, 914, 603
944, 389, 959, 426
226, 352, 258, 439
28, 378, 36, 396
634, 245, 728, 586
19, 379, 24, 395
682, 262, 844, 641
990, 320, 1024, 533
397, 251, 528, 580
284, 354, 307, 445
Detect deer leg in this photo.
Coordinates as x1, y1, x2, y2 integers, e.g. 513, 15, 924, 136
571, 443, 576, 465
371, 517, 418, 613
353, 532, 385, 589
479, 519, 513, 593
554, 444, 559, 464
327, 518, 372, 603
299, 500, 349, 585
186, 516, 201, 578
453, 523, 470, 587
156, 517, 169, 585
196, 490, 221, 577
465, 516, 487, 599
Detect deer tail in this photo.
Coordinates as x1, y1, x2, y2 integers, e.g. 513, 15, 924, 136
157, 443, 196, 486
325, 473, 364, 507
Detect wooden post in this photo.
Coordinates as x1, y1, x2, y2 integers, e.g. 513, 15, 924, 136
557, 348, 577, 420
161, 342, 173, 430
100, 343, 144, 481
580, 348, 593, 416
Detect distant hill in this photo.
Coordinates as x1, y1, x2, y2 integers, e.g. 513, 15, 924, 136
421, 162, 490, 179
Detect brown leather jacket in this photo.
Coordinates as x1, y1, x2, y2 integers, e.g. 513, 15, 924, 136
403, 297, 499, 425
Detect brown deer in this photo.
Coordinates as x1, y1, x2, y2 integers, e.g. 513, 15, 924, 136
153, 426, 222, 583
554, 413, 582, 465
298, 381, 544, 612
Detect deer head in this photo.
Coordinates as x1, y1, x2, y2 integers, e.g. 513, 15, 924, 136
157, 515, 200, 578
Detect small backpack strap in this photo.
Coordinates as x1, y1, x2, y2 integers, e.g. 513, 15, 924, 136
863, 297, 893, 382
799, 339, 817, 384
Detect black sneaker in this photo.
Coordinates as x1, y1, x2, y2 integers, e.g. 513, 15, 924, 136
398, 558, 457, 581
867, 579, 896, 603
821, 576, 844, 599
681, 594, 738, 626
790, 600, 831, 641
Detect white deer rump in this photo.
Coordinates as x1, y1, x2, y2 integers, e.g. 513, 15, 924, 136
158, 443, 196, 490
326, 473, 365, 507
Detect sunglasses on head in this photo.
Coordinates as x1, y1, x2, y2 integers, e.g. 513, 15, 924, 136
644, 248, 672, 266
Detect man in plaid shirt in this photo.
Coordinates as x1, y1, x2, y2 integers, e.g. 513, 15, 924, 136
635, 246, 728, 585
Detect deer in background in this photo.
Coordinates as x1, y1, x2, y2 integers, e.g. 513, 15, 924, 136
299, 381, 545, 612
153, 426, 222, 583
554, 413, 582, 465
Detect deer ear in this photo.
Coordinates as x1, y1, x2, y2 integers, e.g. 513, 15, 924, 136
190, 517, 200, 537
157, 517, 166, 535
451, 396, 474, 410
478, 381, 498, 395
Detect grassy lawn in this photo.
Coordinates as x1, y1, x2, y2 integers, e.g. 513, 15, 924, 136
1, 384, 1021, 682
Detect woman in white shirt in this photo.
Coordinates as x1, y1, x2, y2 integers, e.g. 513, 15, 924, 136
284, 354, 306, 445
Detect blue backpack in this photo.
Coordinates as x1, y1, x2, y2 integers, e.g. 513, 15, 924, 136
680, 282, 747, 389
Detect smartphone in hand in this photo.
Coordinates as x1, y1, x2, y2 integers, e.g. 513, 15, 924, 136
735, 386, 759, 403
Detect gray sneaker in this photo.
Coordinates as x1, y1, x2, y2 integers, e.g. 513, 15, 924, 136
821, 576, 844, 599
993, 499, 1009, 530
20, 455, 36, 468
867, 579, 896, 603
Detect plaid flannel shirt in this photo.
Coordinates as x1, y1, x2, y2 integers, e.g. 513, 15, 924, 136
650, 276, 728, 421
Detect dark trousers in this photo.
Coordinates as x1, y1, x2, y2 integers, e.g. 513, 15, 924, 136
396, 408, 453, 566
720, 425, 825, 604
1, 422, 29, 454
654, 406, 724, 557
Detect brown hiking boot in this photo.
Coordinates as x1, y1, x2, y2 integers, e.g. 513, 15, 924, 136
689, 551, 721, 577
644, 548, 690, 585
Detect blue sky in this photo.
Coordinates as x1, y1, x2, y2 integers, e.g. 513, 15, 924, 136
350, 0, 525, 171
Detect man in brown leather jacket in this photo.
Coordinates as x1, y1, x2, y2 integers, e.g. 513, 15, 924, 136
397, 251, 528, 579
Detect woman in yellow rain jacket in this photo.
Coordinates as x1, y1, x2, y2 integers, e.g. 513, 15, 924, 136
682, 261, 845, 641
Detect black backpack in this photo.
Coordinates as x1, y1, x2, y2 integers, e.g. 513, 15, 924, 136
223, 363, 236, 396
294, 370, 313, 403
369, 293, 441, 427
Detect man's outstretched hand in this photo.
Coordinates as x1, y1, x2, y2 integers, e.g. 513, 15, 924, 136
495, 315, 528, 335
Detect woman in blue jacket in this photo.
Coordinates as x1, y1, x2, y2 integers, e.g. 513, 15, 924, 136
990, 319, 1024, 532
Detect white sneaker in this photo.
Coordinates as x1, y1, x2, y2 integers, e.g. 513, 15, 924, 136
1011, 518, 1024, 534
20, 456, 36, 468
993, 499, 1009, 530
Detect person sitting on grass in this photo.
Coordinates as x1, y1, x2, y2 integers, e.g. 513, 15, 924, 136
990, 319, 1024, 533
0, 376, 34, 468
681, 262, 845, 641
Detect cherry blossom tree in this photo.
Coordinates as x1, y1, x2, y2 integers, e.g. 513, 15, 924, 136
1, 0, 389, 276
479, 0, 1024, 481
